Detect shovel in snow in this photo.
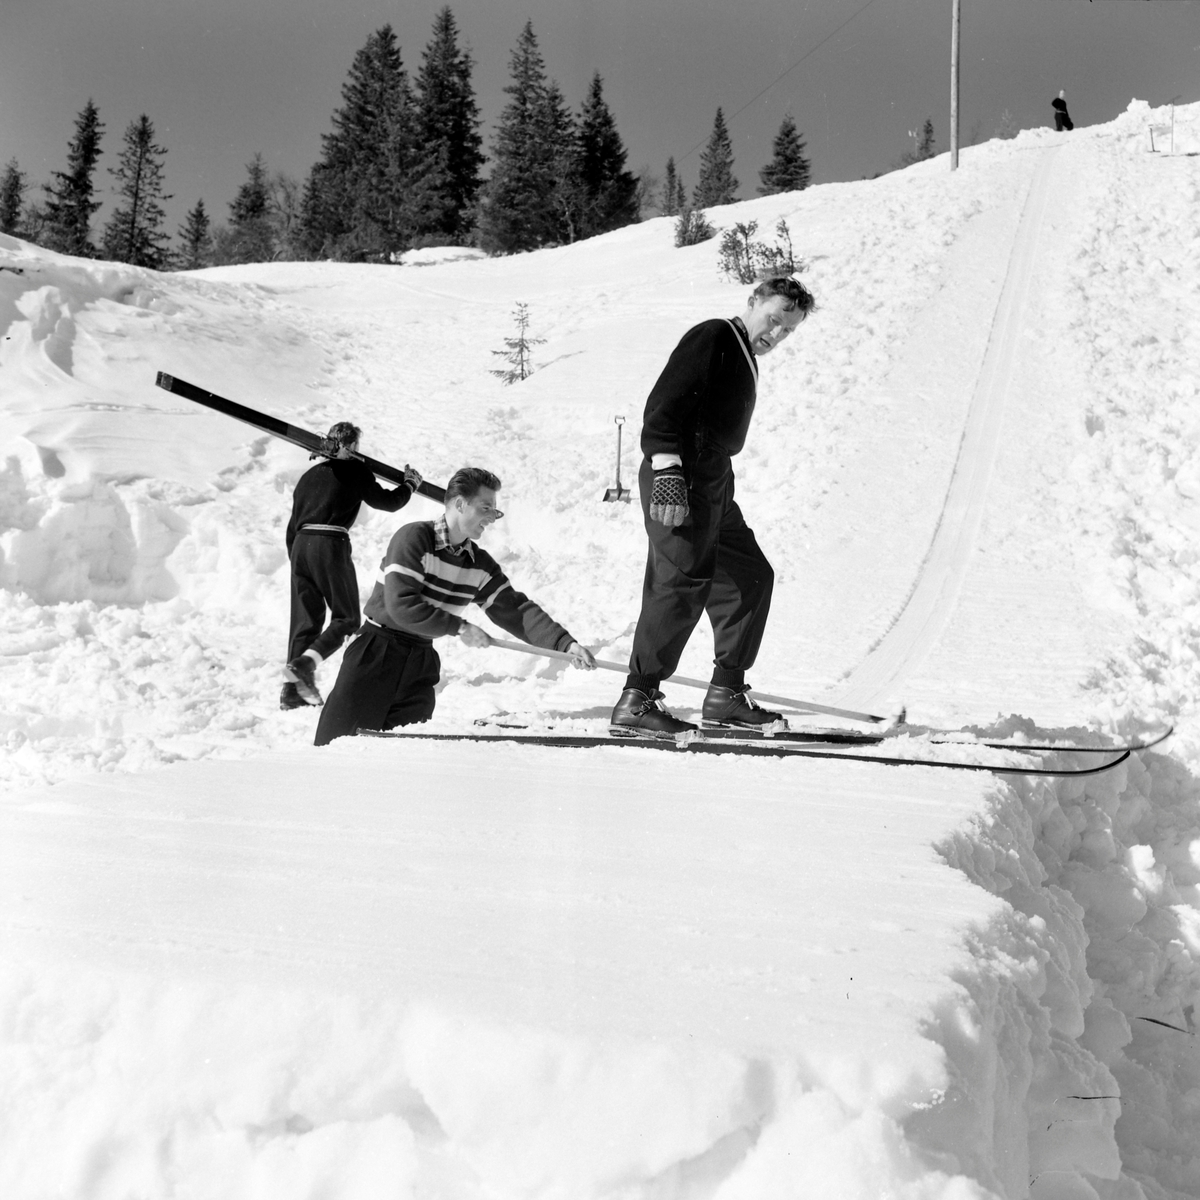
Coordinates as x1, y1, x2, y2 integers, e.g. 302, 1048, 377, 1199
602, 415, 632, 502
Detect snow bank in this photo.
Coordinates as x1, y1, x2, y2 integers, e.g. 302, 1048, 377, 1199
0, 968, 973, 1200
931, 745, 1200, 1199
1050, 103, 1200, 760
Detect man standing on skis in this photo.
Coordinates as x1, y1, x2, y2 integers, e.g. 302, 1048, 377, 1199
611, 276, 815, 739
314, 466, 595, 745
283, 422, 422, 710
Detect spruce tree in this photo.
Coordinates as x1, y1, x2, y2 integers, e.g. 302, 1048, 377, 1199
478, 21, 565, 253
177, 199, 213, 269
758, 114, 811, 195
694, 108, 738, 208
576, 72, 638, 238
0, 159, 26, 235
415, 7, 485, 241
540, 79, 583, 243
896, 117, 936, 171
43, 99, 105, 256
662, 157, 682, 217
917, 118, 935, 160
223, 153, 275, 263
101, 115, 172, 268
299, 25, 420, 260
19, 203, 51, 246
231, 155, 270, 225
267, 172, 305, 260
297, 166, 337, 260
371, 44, 424, 256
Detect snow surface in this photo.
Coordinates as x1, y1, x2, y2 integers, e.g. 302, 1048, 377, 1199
2, 100, 1199, 1199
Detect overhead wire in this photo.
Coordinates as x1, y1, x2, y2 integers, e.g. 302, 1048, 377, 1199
676, 0, 888, 163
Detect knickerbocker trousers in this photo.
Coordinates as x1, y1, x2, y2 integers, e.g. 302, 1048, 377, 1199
288, 531, 361, 663
314, 622, 441, 746
629, 449, 773, 685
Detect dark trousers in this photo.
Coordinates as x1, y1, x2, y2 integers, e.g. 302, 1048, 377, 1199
288, 533, 361, 663
314, 624, 441, 746
629, 451, 774, 685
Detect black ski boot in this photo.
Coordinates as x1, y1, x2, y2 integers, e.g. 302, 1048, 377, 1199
610, 688, 697, 740
702, 684, 787, 730
279, 682, 307, 711
285, 656, 323, 705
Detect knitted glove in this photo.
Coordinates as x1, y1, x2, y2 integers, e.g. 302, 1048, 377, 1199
403, 464, 423, 490
648, 465, 688, 527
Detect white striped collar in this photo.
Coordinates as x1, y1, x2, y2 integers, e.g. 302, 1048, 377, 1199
724, 317, 759, 382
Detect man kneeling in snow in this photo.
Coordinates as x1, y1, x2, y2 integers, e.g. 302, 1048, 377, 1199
314, 466, 595, 745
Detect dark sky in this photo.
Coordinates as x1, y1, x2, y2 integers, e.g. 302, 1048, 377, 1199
3, 0, 1198, 235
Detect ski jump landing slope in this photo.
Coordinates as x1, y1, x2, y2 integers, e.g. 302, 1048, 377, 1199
1, 103, 1198, 1200
832, 146, 1063, 711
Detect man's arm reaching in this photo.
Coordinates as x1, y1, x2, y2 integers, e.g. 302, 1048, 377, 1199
475, 566, 592, 665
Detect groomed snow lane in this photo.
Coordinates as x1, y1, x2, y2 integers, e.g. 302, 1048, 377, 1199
2, 737, 1198, 1198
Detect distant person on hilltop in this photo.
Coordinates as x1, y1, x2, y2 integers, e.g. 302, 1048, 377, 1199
282, 422, 422, 710
313, 466, 595, 745
610, 276, 816, 739
1052, 91, 1074, 132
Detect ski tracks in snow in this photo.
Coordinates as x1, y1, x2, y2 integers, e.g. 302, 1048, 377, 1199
832, 147, 1064, 712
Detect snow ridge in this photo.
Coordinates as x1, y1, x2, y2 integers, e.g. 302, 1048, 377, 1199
926, 744, 1200, 1200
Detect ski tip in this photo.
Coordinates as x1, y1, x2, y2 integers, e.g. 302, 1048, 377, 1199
155, 371, 173, 390
1135, 725, 1174, 752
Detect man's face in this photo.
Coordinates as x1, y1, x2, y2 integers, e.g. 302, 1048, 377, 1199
743, 295, 806, 356
456, 487, 504, 540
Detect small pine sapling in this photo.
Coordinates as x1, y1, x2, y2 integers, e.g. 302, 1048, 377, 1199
491, 302, 544, 384
717, 221, 759, 283
759, 217, 798, 276
718, 217, 802, 282
674, 205, 715, 247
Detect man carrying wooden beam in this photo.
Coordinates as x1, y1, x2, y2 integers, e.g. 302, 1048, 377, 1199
283, 422, 423, 710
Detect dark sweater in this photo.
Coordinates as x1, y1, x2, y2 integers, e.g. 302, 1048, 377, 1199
641, 318, 759, 462
286, 458, 412, 554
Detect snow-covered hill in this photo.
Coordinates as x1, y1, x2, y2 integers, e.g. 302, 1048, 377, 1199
1, 100, 1198, 1199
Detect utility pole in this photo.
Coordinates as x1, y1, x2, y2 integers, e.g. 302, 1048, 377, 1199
950, 0, 961, 170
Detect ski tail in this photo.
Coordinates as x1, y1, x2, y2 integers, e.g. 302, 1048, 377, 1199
155, 372, 447, 502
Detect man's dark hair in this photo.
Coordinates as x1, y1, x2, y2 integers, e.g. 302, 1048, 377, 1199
446, 466, 502, 502
752, 276, 816, 317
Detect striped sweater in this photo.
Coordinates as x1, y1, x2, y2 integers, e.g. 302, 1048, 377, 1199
362, 517, 575, 651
